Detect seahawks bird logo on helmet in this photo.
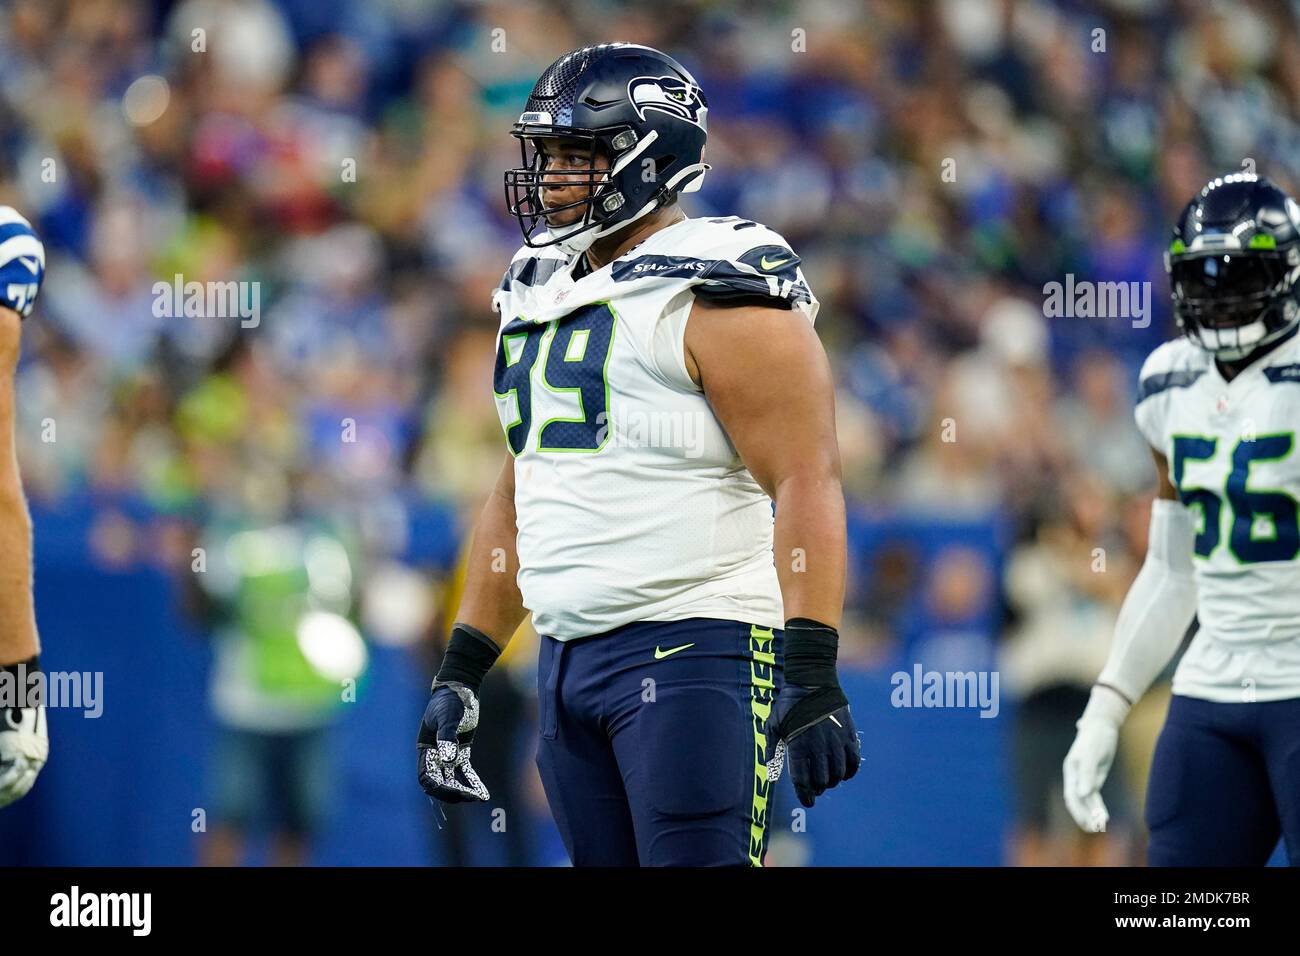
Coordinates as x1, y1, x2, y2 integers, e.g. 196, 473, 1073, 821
627, 75, 706, 126
1166, 173, 1300, 361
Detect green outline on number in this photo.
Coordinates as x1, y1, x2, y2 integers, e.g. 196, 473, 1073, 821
1171, 433, 1220, 559
564, 328, 590, 363
537, 301, 619, 454
493, 323, 545, 459
1227, 431, 1299, 565
501, 331, 528, 368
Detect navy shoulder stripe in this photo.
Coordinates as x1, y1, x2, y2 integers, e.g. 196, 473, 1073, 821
1263, 364, 1300, 384
1138, 368, 1204, 402
500, 256, 567, 293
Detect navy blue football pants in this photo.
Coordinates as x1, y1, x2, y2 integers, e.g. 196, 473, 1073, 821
1146, 694, 1300, 866
535, 618, 783, 866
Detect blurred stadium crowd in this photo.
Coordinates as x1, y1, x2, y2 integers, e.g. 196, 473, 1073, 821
2, 0, 1299, 865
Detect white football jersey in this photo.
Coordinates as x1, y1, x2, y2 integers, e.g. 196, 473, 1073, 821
491, 215, 818, 641
1135, 329, 1300, 701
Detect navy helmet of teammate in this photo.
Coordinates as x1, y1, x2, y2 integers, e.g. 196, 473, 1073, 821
1065, 173, 1300, 865
416, 43, 860, 866
1167, 174, 1300, 359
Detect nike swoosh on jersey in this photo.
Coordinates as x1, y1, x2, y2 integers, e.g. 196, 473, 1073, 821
654, 643, 696, 660
18, 257, 39, 274
759, 255, 790, 270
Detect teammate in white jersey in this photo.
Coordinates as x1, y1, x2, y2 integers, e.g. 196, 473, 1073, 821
415, 43, 860, 866
1065, 174, 1300, 865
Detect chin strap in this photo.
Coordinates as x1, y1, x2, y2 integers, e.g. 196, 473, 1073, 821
551, 160, 710, 258
550, 220, 601, 257
552, 200, 653, 257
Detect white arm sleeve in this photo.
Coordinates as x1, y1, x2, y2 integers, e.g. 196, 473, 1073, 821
1091, 497, 1199, 715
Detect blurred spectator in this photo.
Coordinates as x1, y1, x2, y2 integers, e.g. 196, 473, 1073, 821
1000, 474, 1139, 866
188, 515, 366, 866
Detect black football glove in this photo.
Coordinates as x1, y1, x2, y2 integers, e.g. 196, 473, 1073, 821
766, 619, 861, 807
417, 624, 500, 805
417, 681, 489, 803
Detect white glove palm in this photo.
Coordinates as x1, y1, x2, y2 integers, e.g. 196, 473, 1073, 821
1063, 686, 1129, 833
0, 703, 48, 809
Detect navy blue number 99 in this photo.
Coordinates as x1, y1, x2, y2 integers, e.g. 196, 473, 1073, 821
493, 303, 618, 455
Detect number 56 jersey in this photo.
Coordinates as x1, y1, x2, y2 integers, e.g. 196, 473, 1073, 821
490, 216, 817, 642
1135, 330, 1300, 701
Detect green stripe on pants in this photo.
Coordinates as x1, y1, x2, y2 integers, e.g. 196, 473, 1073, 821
748, 624, 777, 866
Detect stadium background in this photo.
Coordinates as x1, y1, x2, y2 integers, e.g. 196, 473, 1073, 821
0, 0, 1294, 865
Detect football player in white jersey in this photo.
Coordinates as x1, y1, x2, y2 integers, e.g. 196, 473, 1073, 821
416, 43, 860, 865
0, 207, 48, 809
1064, 174, 1300, 865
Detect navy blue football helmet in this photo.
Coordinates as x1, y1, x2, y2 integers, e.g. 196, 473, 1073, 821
1166, 173, 1300, 360
505, 43, 709, 252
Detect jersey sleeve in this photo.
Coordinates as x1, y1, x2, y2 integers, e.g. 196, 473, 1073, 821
681, 218, 819, 325
1133, 340, 1189, 452
1133, 391, 1164, 451
641, 218, 823, 392
491, 269, 509, 315
492, 244, 568, 315
643, 287, 698, 393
